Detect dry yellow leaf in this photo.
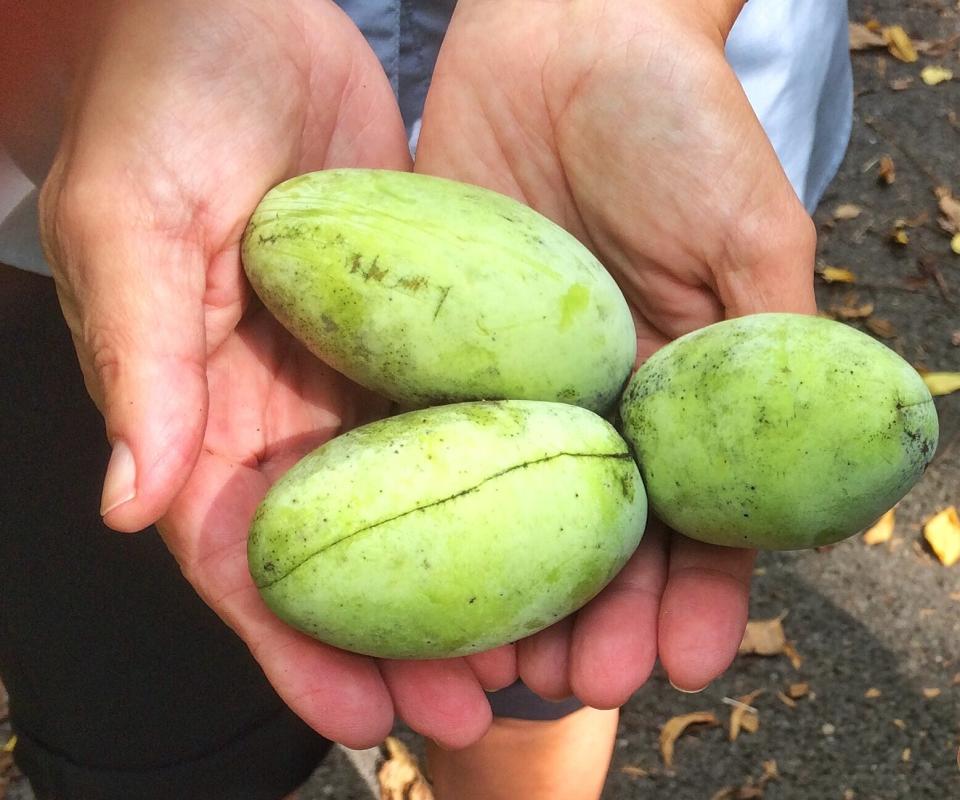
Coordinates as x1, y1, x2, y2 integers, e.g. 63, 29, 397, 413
936, 187, 960, 234
777, 691, 798, 708
865, 687, 882, 698
783, 641, 804, 670
729, 689, 765, 741
378, 737, 434, 800
893, 718, 907, 730
921, 66, 954, 85
924, 507, 960, 566
739, 616, 787, 656
864, 508, 896, 545
902, 747, 912, 762
952, 233, 960, 255
787, 682, 810, 699
849, 22, 887, 50
660, 712, 719, 768
878, 155, 897, 184
891, 228, 910, 245
883, 25, 918, 62
620, 765, 650, 779
832, 301, 875, 320
819, 266, 858, 283
834, 203, 863, 220
711, 787, 737, 800
923, 687, 942, 699
922, 372, 960, 396
866, 317, 898, 339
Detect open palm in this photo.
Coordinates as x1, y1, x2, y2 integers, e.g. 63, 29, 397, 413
416, 0, 818, 702
40, 0, 513, 749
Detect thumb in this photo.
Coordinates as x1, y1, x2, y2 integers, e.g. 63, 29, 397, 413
44, 201, 209, 533
714, 199, 819, 319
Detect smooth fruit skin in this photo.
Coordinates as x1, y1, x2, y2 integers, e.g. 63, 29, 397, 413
248, 401, 647, 659
619, 313, 939, 550
241, 169, 636, 413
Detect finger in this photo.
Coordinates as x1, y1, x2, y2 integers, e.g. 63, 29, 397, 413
658, 534, 754, 692
379, 658, 493, 750
516, 617, 574, 701
465, 644, 518, 692
40, 187, 210, 533
161, 451, 395, 748
569, 522, 669, 709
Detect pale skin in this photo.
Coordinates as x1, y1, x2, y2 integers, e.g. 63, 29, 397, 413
2, 0, 817, 797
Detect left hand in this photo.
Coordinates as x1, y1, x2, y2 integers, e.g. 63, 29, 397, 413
415, 0, 817, 704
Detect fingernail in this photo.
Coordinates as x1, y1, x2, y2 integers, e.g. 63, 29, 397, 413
669, 679, 710, 694
101, 440, 137, 516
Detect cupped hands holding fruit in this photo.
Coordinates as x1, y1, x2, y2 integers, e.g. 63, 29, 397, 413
38, 0, 832, 753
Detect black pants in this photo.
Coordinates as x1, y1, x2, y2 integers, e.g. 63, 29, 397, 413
0, 266, 580, 800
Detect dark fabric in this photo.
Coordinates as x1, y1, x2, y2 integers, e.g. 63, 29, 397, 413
487, 681, 584, 722
0, 265, 581, 799
0, 266, 331, 800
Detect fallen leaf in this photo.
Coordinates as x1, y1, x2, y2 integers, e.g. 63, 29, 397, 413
787, 682, 810, 699
378, 737, 434, 800
822, 723, 837, 736
921, 65, 954, 85
915, 32, 960, 57
890, 77, 914, 90
620, 765, 650, 779
819, 266, 858, 283
951, 673, 960, 686
924, 507, 960, 566
711, 787, 738, 800
922, 372, 960, 395
891, 227, 910, 245
902, 747, 912, 762
952, 332, 960, 347
783, 642, 804, 670
952, 233, 960, 255
843, 790, 857, 800
936, 188, 960, 234
866, 318, 898, 338
865, 687, 882, 698
834, 203, 863, 220
919, 607, 936, 618
832, 302, 875, 320
660, 712, 720, 768
864, 508, 896, 545
776, 691, 798, 708
738, 714, 760, 735
923, 687, 942, 699
883, 25, 918, 62
849, 22, 887, 50
710, 761, 778, 800
728, 689, 765, 741
739, 616, 787, 656
893, 718, 907, 730
878, 155, 897, 184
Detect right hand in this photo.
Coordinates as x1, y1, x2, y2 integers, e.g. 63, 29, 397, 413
34, 0, 516, 749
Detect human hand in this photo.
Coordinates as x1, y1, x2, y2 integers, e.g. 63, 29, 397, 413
36, 0, 515, 749
415, 0, 817, 703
